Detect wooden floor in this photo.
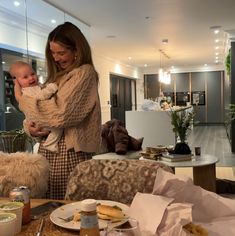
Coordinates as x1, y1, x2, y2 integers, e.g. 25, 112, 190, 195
187, 125, 235, 167
175, 167, 235, 181
176, 125, 235, 181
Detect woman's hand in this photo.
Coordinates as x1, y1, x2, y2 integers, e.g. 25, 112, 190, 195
14, 79, 22, 102
27, 122, 50, 137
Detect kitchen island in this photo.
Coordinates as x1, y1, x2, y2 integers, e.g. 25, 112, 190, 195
126, 106, 193, 149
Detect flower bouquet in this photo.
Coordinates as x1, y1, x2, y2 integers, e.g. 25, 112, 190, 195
170, 108, 195, 154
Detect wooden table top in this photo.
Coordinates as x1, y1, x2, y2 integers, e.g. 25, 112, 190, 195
0, 198, 79, 236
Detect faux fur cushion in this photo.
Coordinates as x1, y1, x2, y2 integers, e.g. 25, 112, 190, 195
0, 151, 49, 198
65, 159, 173, 204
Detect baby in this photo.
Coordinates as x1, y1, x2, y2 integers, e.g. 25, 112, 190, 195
9, 61, 62, 152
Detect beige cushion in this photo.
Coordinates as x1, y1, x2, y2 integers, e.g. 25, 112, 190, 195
65, 159, 173, 204
0, 151, 49, 198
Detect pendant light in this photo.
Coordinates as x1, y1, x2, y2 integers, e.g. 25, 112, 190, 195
158, 49, 171, 85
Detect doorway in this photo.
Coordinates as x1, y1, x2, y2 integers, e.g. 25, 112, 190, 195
110, 74, 136, 125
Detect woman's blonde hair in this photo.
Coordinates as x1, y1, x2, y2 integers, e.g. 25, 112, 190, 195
45, 22, 98, 83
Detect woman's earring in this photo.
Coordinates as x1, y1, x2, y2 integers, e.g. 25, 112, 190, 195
74, 55, 77, 60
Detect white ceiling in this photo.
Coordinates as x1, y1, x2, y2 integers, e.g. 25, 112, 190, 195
44, 0, 235, 71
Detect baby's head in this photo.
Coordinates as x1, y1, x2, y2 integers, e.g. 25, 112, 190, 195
9, 61, 38, 88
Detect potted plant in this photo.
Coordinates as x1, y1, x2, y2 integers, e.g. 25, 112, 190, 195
225, 49, 231, 76
170, 109, 195, 154
225, 104, 235, 143
0, 129, 34, 153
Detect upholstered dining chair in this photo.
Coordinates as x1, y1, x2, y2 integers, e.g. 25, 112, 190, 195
65, 159, 173, 204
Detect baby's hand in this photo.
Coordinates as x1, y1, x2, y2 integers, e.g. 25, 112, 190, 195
14, 79, 22, 102
28, 122, 50, 137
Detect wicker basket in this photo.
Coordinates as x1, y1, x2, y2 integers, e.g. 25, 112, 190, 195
0, 130, 28, 153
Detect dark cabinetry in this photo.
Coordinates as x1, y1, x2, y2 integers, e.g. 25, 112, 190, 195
144, 74, 160, 99
207, 71, 223, 123
144, 70, 224, 124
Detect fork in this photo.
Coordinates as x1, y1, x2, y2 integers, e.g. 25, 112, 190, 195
58, 215, 74, 222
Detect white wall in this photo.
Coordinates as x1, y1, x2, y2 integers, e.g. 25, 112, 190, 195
92, 52, 144, 123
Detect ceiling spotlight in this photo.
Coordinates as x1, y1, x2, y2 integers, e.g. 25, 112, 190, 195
204, 64, 208, 66
128, 57, 132, 60
210, 26, 221, 34
51, 19, 56, 24
215, 52, 219, 56
2, 61, 5, 64
215, 39, 219, 43
162, 39, 168, 44
144, 64, 147, 67
14, 1, 20, 7
215, 46, 219, 50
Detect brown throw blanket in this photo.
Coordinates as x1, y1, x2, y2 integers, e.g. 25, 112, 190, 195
102, 119, 143, 155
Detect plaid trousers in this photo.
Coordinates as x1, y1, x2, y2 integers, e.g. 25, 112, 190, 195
38, 136, 92, 200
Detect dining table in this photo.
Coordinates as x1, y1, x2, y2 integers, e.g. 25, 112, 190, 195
0, 198, 79, 236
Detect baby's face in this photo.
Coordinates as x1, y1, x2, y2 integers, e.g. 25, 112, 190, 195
15, 65, 38, 88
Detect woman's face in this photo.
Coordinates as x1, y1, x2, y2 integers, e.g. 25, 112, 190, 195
49, 41, 76, 70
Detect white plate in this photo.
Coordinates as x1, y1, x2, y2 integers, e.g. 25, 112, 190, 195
50, 200, 129, 230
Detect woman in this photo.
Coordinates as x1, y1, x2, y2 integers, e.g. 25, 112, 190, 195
14, 22, 101, 199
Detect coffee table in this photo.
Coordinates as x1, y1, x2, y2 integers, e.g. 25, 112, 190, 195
157, 154, 219, 192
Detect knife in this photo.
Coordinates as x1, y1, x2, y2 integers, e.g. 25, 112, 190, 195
35, 218, 45, 236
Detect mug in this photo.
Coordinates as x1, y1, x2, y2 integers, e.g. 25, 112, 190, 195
0, 212, 17, 236
0, 202, 24, 234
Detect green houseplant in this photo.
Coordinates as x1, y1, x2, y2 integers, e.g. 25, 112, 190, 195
170, 109, 195, 154
225, 49, 231, 76
0, 129, 33, 153
225, 104, 235, 143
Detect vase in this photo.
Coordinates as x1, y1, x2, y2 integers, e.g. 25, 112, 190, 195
173, 142, 191, 155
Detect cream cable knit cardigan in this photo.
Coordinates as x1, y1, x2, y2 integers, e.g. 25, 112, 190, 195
19, 64, 101, 153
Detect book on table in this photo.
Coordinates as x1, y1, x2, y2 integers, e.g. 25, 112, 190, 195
161, 153, 193, 162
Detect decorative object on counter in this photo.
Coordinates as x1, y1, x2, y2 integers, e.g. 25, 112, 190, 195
170, 108, 195, 154
0, 129, 33, 153
140, 99, 160, 111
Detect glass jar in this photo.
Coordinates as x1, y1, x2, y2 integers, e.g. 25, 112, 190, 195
80, 199, 100, 236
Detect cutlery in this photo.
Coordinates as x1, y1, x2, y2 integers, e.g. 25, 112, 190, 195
58, 215, 74, 222
35, 218, 45, 236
